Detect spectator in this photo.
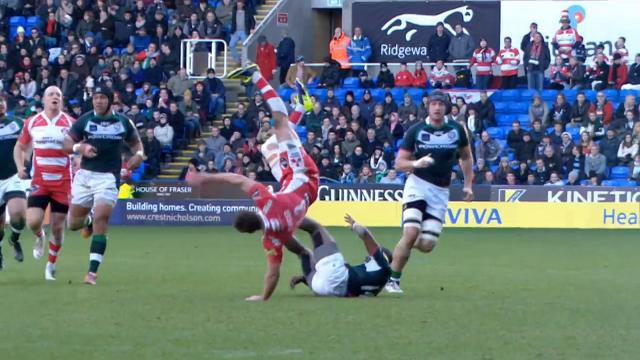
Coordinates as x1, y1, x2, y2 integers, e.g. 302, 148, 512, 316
322, 89, 341, 112
591, 43, 610, 65
205, 126, 227, 156
398, 94, 418, 123
533, 158, 549, 184
303, 102, 325, 136
506, 120, 523, 149
524, 33, 550, 92
318, 58, 342, 88
529, 95, 549, 126
198, 11, 223, 41
382, 94, 398, 121
329, 27, 351, 77
580, 111, 605, 139
347, 26, 372, 77
154, 113, 174, 148
621, 54, 640, 90
615, 94, 639, 121
379, 169, 403, 185
549, 122, 564, 146
476, 130, 503, 164
255, 36, 276, 81
388, 112, 405, 142
372, 116, 393, 145
545, 172, 564, 186
167, 68, 193, 98
192, 140, 214, 167
412, 61, 427, 87
230, 0, 256, 64
617, 134, 638, 165
448, 24, 475, 61
608, 53, 628, 89
630, 154, 640, 184
429, 60, 454, 89
340, 129, 360, 157
494, 157, 512, 184
542, 145, 562, 174
516, 132, 536, 164
56, 67, 79, 100
331, 144, 346, 169
520, 22, 544, 52
587, 54, 610, 91
340, 163, 356, 184
470, 38, 496, 90
576, 131, 593, 156
567, 146, 586, 180
159, 43, 180, 78
19, 72, 37, 100
142, 128, 161, 178
448, 105, 465, 125
475, 91, 496, 129
568, 92, 591, 128
216, 0, 235, 36
589, 91, 614, 127
356, 164, 375, 184
548, 93, 571, 126
513, 161, 530, 184
552, 12, 581, 62
496, 36, 520, 89
613, 110, 637, 135
349, 145, 368, 171
221, 158, 237, 174
285, 56, 317, 88
276, 31, 295, 85
614, 37, 629, 63
548, 55, 570, 90
479, 170, 495, 185
168, 101, 188, 143
395, 62, 414, 87
215, 143, 236, 171
318, 157, 338, 180
585, 143, 607, 179
205, 68, 225, 120
465, 106, 480, 135
568, 57, 587, 90
358, 71, 376, 89
559, 131, 575, 166
427, 22, 450, 62
377, 62, 395, 88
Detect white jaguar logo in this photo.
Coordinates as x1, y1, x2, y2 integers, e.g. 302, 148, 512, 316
381, 5, 474, 41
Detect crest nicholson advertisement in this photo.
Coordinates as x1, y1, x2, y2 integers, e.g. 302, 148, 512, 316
352, 1, 501, 62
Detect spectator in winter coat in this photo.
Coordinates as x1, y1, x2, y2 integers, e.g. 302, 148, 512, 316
589, 92, 614, 126
617, 134, 638, 165
347, 27, 372, 76
587, 54, 610, 91
520, 22, 544, 52
470, 38, 496, 90
506, 119, 524, 149
474, 91, 496, 129
615, 95, 639, 121
276, 31, 295, 85
476, 130, 503, 164
229, 0, 256, 64
448, 24, 475, 61
621, 53, 640, 90
496, 37, 520, 89
569, 92, 591, 128
548, 93, 571, 126
524, 33, 551, 92
255, 36, 276, 81
608, 53, 628, 89
358, 90, 376, 124
599, 129, 621, 167
568, 57, 587, 90
585, 143, 607, 178
154, 114, 174, 148
515, 132, 536, 163
329, 27, 351, 74
427, 22, 450, 62
548, 55, 570, 90
529, 95, 549, 126
429, 60, 454, 89
318, 58, 342, 88
398, 94, 418, 122
395, 62, 414, 87
377, 62, 395, 88
413, 61, 427, 87
358, 71, 376, 89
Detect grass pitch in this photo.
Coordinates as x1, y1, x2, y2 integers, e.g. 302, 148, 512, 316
1, 227, 639, 360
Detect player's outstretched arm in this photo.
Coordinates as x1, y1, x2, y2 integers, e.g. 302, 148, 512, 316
344, 214, 379, 255
247, 261, 281, 302
458, 144, 474, 201
126, 128, 145, 171
187, 172, 257, 194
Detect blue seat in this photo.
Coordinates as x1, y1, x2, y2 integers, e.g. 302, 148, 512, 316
494, 102, 509, 113
309, 88, 327, 103
489, 92, 502, 101
342, 77, 360, 89
500, 126, 512, 138
619, 89, 639, 99
601, 180, 619, 187
610, 166, 630, 179
26, 16, 40, 33
295, 125, 307, 141
490, 164, 499, 173
562, 89, 577, 102
278, 88, 293, 102
507, 102, 528, 114
567, 127, 581, 141
395, 138, 403, 151
497, 139, 507, 150
583, 90, 597, 102
500, 89, 520, 102
541, 89, 558, 102
352, 89, 364, 102
496, 114, 513, 126
603, 89, 619, 102
407, 88, 424, 104
520, 89, 537, 102
390, 88, 405, 103
487, 127, 504, 140
9, 16, 25, 26
371, 88, 385, 102
517, 114, 531, 126
619, 180, 638, 186
334, 89, 347, 103
579, 179, 590, 186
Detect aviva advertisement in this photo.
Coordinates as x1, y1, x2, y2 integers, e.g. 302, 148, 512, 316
307, 201, 640, 229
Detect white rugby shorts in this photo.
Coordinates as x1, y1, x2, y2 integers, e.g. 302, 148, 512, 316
311, 253, 349, 297
71, 169, 118, 208
401, 174, 450, 222
0, 174, 27, 206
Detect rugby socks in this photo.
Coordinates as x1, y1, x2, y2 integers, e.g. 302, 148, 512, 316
390, 270, 402, 285
36, 228, 44, 239
252, 72, 288, 115
89, 234, 107, 273
48, 241, 62, 265
10, 224, 23, 244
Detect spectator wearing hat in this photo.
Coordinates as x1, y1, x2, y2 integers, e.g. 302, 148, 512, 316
427, 22, 450, 62
347, 26, 372, 77
552, 11, 581, 62
230, 0, 256, 64
608, 53, 628, 89
255, 36, 276, 81
276, 31, 296, 85
377, 62, 395, 88
318, 57, 342, 88
358, 71, 375, 88
284, 55, 317, 88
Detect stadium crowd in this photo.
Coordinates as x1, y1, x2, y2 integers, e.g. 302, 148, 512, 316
0, 2, 639, 185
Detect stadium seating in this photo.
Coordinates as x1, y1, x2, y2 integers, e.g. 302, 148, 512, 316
541, 90, 558, 102
26, 16, 40, 34
500, 89, 520, 102
487, 127, 503, 140
342, 77, 360, 89
610, 166, 630, 179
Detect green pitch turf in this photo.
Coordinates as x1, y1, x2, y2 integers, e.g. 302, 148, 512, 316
1, 227, 639, 360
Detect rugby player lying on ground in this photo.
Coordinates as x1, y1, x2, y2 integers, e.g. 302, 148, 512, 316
289, 214, 392, 297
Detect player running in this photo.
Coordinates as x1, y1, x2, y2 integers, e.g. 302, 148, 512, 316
384, 91, 474, 294
63, 86, 144, 285
0, 96, 27, 269
14, 86, 74, 280
289, 214, 392, 298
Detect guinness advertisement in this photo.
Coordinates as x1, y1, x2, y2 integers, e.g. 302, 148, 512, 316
494, 186, 640, 203
318, 184, 491, 202
352, 1, 501, 62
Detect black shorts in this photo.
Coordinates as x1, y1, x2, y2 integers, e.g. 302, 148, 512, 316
27, 195, 69, 214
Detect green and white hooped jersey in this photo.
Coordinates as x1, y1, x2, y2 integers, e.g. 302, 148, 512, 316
399, 118, 469, 187
0, 115, 24, 180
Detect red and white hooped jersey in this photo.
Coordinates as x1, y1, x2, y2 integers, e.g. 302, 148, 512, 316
18, 111, 75, 184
